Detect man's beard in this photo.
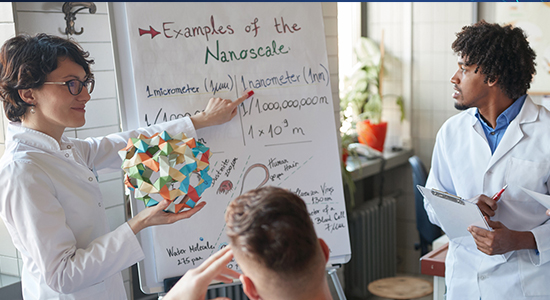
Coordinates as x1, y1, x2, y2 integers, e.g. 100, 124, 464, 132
454, 101, 469, 111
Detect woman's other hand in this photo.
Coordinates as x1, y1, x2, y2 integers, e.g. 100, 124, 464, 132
191, 91, 253, 129
127, 199, 206, 234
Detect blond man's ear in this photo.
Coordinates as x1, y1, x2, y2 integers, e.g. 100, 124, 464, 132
240, 273, 261, 300
319, 238, 330, 263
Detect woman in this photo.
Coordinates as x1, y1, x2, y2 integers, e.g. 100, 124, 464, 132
0, 33, 249, 299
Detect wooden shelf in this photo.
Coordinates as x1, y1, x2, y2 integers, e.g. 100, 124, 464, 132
346, 148, 413, 181
420, 242, 448, 277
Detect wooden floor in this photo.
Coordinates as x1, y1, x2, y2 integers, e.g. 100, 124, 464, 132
327, 271, 436, 300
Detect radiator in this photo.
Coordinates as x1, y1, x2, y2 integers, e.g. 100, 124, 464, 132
206, 284, 248, 300
345, 196, 397, 298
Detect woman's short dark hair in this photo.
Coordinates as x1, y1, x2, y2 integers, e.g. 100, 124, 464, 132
0, 33, 94, 122
452, 20, 536, 100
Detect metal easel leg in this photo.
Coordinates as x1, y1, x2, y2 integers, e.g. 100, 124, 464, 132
328, 268, 347, 300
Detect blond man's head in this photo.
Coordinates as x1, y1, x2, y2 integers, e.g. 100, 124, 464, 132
225, 186, 329, 300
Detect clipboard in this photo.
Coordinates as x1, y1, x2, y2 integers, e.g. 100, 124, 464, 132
417, 185, 490, 240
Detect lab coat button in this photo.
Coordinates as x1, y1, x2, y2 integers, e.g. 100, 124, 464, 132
88, 177, 93, 182
64, 153, 69, 158
479, 275, 487, 280
67, 145, 72, 149
98, 203, 102, 207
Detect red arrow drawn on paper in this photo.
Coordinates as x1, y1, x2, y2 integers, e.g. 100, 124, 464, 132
138, 26, 161, 39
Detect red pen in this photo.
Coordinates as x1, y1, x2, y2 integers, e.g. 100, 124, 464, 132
492, 184, 508, 201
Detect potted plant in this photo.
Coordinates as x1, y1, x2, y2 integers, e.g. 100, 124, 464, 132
340, 35, 404, 152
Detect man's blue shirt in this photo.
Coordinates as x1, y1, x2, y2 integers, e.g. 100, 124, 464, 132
475, 95, 527, 154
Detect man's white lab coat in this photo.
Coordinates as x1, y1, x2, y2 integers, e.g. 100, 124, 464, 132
425, 96, 550, 300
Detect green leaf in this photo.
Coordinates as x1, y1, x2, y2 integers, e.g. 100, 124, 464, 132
355, 37, 381, 68
396, 96, 405, 122
362, 93, 382, 124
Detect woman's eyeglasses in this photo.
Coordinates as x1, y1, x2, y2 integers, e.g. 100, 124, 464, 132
43, 78, 95, 95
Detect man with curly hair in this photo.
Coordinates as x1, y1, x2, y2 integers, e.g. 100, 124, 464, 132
425, 20, 550, 299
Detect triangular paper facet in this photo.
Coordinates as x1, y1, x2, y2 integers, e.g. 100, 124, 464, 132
119, 131, 213, 213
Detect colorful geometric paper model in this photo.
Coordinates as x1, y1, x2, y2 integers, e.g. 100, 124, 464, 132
119, 131, 213, 213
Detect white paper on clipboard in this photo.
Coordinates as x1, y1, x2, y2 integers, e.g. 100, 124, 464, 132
417, 185, 490, 240
520, 186, 550, 209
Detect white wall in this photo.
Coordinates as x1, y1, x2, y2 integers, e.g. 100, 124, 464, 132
366, 2, 473, 171
0, 2, 19, 288
0, 2, 132, 296
0, 2, 14, 173
365, 2, 474, 274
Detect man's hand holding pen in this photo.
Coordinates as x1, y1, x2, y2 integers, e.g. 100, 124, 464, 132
474, 194, 498, 218
474, 185, 507, 218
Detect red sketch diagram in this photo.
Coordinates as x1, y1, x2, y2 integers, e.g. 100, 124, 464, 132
217, 180, 233, 195
139, 26, 161, 38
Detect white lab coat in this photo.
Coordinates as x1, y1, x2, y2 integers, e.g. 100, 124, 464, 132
0, 118, 196, 299
425, 96, 550, 300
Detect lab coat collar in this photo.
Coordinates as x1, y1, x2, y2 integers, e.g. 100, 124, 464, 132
465, 95, 537, 124
514, 95, 538, 125
466, 107, 488, 144
468, 95, 537, 171
6, 122, 74, 152
465, 95, 537, 126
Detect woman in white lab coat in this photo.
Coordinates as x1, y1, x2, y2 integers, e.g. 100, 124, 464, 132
0, 33, 249, 300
